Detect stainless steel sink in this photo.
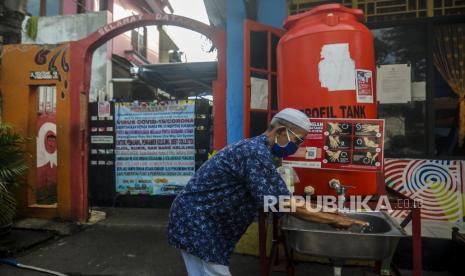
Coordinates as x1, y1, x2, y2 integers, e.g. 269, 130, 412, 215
281, 211, 406, 260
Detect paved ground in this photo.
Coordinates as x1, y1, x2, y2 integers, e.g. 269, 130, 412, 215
0, 208, 454, 276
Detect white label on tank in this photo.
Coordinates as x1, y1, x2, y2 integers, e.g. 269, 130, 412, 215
282, 160, 322, 169
318, 43, 356, 91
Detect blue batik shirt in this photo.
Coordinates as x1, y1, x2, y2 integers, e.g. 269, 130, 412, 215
167, 134, 291, 265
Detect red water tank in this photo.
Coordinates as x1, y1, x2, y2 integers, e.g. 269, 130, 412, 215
277, 4, 376, 119
277, 4, 379, 196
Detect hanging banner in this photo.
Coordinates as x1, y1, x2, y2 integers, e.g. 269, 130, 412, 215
115, 101, 195, 195
283, 118, 385, 172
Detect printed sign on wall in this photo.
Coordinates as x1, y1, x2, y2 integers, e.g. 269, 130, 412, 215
115, 101, 195, 195
356, 69, 374, 103
98, 101, 111, 117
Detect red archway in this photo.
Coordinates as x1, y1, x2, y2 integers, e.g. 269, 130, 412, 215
67, 13, 226, 221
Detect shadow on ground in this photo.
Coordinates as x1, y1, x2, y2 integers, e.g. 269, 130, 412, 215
0, 208, 454, 276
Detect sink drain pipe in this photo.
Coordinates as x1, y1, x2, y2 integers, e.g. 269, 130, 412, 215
330, 258, 345, 276
0, 258, 68, 276
333, 266, 342, 276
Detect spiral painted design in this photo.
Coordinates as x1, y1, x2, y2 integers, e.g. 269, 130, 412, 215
385, 159, 462, 222
48, 48, 62, 72
47, 48, 64, 81
34, 49, 50, 65
61, 48, 69, 72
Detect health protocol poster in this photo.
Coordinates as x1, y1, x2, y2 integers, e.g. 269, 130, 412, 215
115, 101, 195, 195
283, 118, 385, 172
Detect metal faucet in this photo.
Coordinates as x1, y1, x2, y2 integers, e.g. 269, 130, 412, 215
328, 179, 351, 207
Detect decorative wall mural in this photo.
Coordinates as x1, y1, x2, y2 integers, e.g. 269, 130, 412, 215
1, 41, 75, 217
385, 158, 464, 223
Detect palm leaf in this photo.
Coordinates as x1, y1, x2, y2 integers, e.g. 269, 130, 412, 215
0, 123, 28, 187
0, 123, 28, 225
0, 184, 16, 225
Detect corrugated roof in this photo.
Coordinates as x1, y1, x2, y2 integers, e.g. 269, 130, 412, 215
139, 61, 217, 98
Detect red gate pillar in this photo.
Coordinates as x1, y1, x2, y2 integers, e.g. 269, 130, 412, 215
213, 30, 227, 150
65, 41, 90, 221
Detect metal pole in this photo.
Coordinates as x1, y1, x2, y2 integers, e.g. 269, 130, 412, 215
352, 0, 358, 9
259, 211, 268, 276
427, 0, 434, 17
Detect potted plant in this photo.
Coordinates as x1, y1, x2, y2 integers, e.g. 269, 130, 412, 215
0, 123, 28, 237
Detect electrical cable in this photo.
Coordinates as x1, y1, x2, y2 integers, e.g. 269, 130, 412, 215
0, 258, 68, 276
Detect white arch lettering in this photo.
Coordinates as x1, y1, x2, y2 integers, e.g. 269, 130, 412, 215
98, 14, 144, 36
89, 13, 216, 52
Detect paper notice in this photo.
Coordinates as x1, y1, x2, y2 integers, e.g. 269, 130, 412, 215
376, 64, 411, 103
318, 43, 356, 91
250, 77, 268, 110
411, 81, 426, 101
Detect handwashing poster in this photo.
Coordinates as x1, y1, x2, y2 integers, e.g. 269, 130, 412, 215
115, 101, 195, 195
283, 118, 385, 172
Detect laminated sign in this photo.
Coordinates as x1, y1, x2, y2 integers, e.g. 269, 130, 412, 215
283, 118, 385, 172
115, 101, 196, 195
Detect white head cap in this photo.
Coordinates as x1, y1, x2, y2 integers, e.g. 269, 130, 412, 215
273, 108, 310, 132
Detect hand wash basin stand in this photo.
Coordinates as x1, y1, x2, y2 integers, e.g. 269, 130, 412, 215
258, 188, 422, 276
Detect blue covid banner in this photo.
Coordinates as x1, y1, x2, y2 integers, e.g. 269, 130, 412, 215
115, 101, 195, 195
